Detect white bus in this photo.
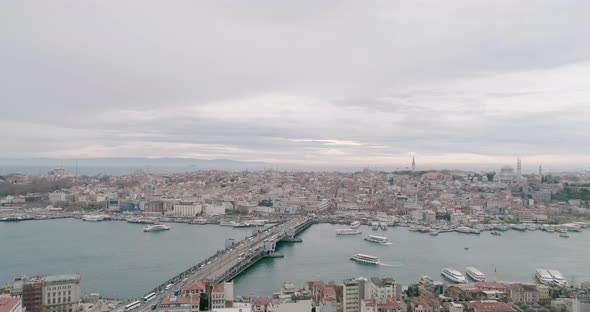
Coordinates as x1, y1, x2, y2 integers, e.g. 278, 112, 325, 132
143, 292, 156, 302
124, 301, 141, 311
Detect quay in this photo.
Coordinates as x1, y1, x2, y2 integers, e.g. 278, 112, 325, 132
127, 216, 315, 311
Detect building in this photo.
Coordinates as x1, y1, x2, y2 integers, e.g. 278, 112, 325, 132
410, 298, 435, 312
173, 203, 203, 217
210, 282, 233, 310
343, 278, 369, 312
537, 285, 550, 301
0, 297, 22, 312
204, 204, 226, 216
369, 277, 398, 303
468, 301, 514, 312
22, 277, 43, 312
509, 283, 538, 303
42, 274, 81, 312
158, 295, 200, 312
444, 302, 463, 312
182, 281, 206, 296
48, 192, 67, 203
252, 297, 272, 312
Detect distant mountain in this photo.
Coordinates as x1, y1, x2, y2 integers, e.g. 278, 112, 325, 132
0, 157, 269, 175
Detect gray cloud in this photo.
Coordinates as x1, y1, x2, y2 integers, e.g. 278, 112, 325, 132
1, 1, 590, 168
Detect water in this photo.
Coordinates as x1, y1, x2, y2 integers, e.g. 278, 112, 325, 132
2, 221, 589, 298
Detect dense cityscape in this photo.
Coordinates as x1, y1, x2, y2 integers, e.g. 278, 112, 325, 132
2, 158, 590, 312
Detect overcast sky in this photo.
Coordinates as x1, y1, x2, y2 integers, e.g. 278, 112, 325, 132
1, 1, 590, 170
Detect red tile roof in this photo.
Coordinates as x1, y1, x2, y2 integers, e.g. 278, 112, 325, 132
379, 299, 402, 309
182, 281, 206, 291
254, 297, 272, 306
212, 283, 224, 293
0, 297, 20, 312
469, 301, 514, 312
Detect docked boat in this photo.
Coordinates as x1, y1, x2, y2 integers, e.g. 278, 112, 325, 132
219, 221, 236, 226
408, 226, 420, 232
465, 267, 486, 281
0, 216, 34, 222
419, 276, 433, 285
232, 222, 253, 228
82, 215, 104, 222
456, 226, 475, 234
350, 221, 361, 229
548, 270, 566, 286
491, 231, 502, 236
128, 217, 156, 224
380, 223, 388, 230
536, 269, 554, 285
336, 229, 362, 235
371, 222, 379, 230
364, 235, 391, 245
350, 254, 380, 265
429, 231, 439, 236
143, 224, 171, 232
494, 225, 509, 232
441, 268, 467, 283
512, 225, 527, 232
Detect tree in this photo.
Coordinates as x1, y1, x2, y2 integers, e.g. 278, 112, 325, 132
485, 172, 496, 182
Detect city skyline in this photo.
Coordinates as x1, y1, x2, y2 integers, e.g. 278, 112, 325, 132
2, 1, 590, 167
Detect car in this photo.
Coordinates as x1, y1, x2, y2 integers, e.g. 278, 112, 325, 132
165, 284, 173, 290
207, 261, 211, 265
182, 277, 188, 282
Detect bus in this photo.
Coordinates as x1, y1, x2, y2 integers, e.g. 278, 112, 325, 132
124, 301, 141, 311
143, 292, 156, 302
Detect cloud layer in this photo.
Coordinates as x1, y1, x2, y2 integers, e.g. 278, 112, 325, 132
1, 1, 590, 171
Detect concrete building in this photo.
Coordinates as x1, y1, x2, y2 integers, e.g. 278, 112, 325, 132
42, 274, 81, 312
0, 297, 22, 312
369, 277, 397, 303
173, 203, 203, 217
22, 278, 43, 312
343, 278, 368, 312
48, 192, 67, 203
210, 282, 233, 310
509, 283, 538, 303
204, 204, 226, 216
158, 295, 200, 312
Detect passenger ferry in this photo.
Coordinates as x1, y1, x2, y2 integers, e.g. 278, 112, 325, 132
441, 268, 467, 283
143, 224, 171, 232
350, 221, 361, 229
364, 235, 391, 245
548, 270, 566, 286
371, 222, 379, 230
336, 229, 362, 235
350, 254, 380, 265
465, 267, 486, 281
536, 269, 554, 285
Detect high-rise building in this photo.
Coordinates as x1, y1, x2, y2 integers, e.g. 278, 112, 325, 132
412, 156, 416, 173
343, 278, 369, 312
369, 277, 400, 303
22, 278, 43, 312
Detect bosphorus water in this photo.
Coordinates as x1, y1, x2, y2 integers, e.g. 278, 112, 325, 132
2, 220, 589, 298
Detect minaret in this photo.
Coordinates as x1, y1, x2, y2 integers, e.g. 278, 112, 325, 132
412, 156, 415, 173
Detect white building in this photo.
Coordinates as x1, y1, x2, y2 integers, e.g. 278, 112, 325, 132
48, 192, 67, 203
210, 282, 234, 310
343, 278, 369, 312
204, 204, 226, 216
42, 274, 81, 312
0, 297, 23, 312
369, 277, 398, 303
173, 204, 203, 217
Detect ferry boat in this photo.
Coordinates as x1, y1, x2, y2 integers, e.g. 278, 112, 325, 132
494, 225, 509, 232
512, 225, 527, 232
336, 229, 362, 235
364, 235, 391, 245
419, 276, 433, 285
455, 226, 475, 234
128, 217, 156, 224
548, 270, 566, 286
536, 269, 554, 285
465, 267, 486, 281
379, 223, 388, 230
350, 254, 380, 265
143, 224, 171, 232
350, 221, 361, 229
82, 215, 105, 222
232, 222, 253, 228
441, 268, 467, 283
219, 221, 236, 226
371, 222, 379, 230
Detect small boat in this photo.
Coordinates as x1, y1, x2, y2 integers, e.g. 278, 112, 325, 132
364, 235, 391, 245
219, 221, 236, 226
494, 225, 509, 232
336, 229, 362, 235
379, 223, 388, 230
143, 224, 171, 232
559, 234, 570, 238
512, 225, 527, 232
82, 215, 105, 222
465, 267, 486, 281
464, 247, 470, 250
429, 231, 439, 236
350, 221, 361, 229
371, 222, 379, 230
441, 268, 467, 283
419, 276, 433, 285
491, 231, 502, 236
350, 254, 380, 265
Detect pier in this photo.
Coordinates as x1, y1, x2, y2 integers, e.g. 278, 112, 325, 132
130, 216, 315, 311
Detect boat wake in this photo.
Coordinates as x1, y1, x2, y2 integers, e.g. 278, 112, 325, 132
378, 262, 403, 267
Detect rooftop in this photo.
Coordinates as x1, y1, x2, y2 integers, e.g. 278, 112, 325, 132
0, 297, 20, 312
43, 274, 81, 284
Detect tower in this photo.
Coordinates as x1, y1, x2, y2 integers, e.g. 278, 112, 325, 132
539, 164, 542, 176
517, 157, 522, 176
412, 156, 415, 173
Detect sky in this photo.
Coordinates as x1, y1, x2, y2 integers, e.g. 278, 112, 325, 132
1, 1, 590, 171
